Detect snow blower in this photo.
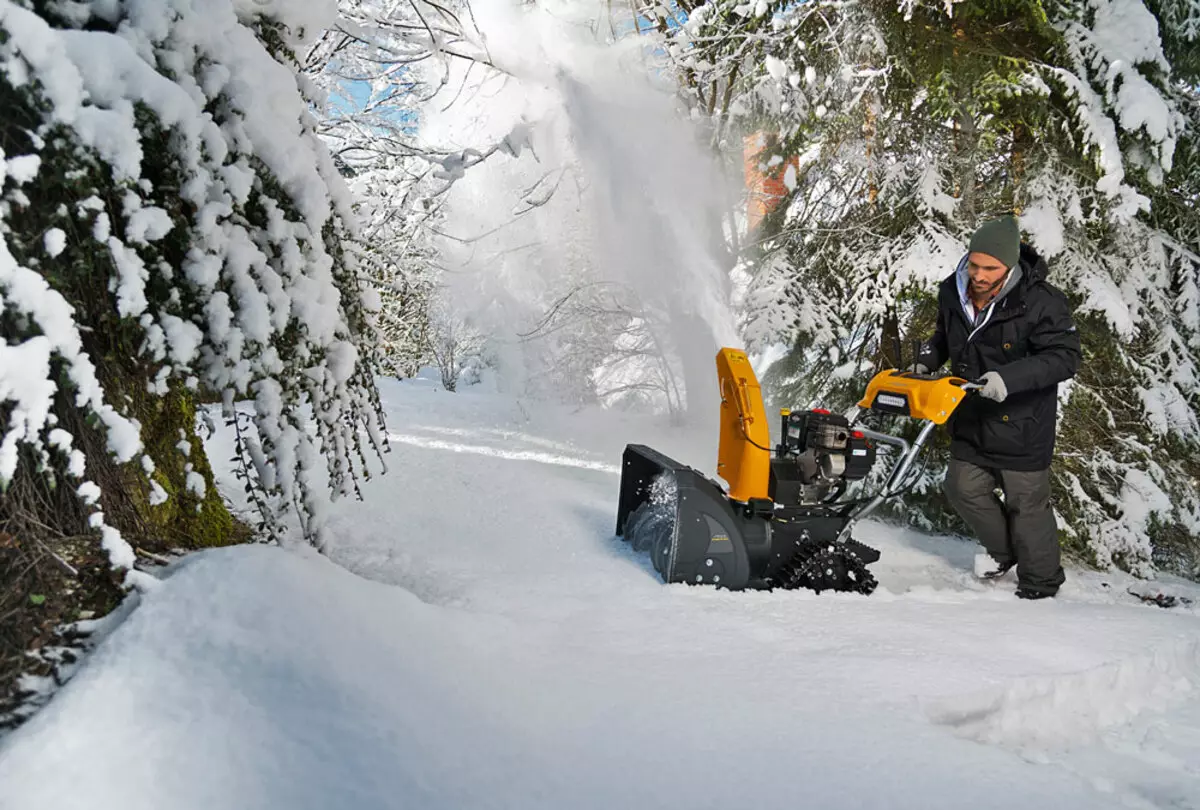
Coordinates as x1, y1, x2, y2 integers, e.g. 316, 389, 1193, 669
615, 348, 978, 594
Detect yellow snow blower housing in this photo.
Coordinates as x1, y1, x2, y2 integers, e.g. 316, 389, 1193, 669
715, 348, 771, 502
616, 349, 978, 595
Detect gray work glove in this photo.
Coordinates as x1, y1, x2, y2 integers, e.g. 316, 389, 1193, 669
911, 363, 930, 374
978, 371, 1008, 402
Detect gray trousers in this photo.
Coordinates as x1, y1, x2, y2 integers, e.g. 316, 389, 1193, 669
943, 458, 1065, 595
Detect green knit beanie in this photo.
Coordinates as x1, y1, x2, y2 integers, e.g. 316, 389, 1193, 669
968, 216, 1021, 269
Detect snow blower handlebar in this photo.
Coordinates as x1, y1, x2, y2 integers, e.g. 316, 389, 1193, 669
833, 372, 982, 542
833, 421, 938, 541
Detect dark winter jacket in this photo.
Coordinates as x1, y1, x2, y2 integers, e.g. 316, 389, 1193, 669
917, 243, 1081, 471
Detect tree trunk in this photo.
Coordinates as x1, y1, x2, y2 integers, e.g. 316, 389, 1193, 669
880, 306, 903, 369
1009, 121, 1031, 214
865, 94, 879, 209
955, 105, 979, 225
950, 27, 980, 226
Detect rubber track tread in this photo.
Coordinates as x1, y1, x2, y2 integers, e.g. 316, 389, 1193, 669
772, 536, 879, 595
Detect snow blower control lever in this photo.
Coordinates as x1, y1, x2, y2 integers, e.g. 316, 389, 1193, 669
615, 352, 979, 595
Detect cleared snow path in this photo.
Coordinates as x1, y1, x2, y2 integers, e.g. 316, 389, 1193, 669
1, 377, 1198, 810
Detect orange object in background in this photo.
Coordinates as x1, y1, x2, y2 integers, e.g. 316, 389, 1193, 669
743, 133, 799, 232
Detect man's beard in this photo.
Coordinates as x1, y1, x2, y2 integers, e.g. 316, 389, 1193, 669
971, 277, 1005, 297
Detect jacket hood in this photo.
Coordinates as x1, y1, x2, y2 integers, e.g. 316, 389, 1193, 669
1017, 242, 1049, 286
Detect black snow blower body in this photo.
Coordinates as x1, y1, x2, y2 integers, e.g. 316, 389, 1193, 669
615, 348, 977, 595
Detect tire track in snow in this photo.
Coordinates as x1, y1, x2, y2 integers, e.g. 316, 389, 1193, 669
405, 424, 586, 455
386, 432, 621, 475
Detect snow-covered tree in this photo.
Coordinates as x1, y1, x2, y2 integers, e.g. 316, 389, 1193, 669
427, 299, 486, 391
0, 0, 387, 583
299, 0, 538, 382
340, 162, 439, 380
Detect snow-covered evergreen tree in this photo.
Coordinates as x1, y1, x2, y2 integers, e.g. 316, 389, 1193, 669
0, 0, 388, 579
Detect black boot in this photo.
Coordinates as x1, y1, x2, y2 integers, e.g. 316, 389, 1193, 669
1015, 587, 1054, 600
975, 553, 1016, 580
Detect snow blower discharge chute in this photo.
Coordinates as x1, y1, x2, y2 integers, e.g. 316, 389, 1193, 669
615, 348, 979, 595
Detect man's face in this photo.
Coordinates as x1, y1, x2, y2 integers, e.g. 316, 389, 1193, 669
967, 252, 1010, 299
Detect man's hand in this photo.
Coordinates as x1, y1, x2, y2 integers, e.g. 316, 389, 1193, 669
910, 362, 930, 374
978, 371, 1008, 402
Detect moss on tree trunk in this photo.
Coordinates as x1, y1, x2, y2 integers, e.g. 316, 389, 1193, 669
118, 382, 249, 552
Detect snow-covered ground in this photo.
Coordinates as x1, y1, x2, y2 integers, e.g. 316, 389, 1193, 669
1, 376, 1199, 810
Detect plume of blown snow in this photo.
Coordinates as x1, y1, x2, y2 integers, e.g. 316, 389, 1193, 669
421, 0, 739, 409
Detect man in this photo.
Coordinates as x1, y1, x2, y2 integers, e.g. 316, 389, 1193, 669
914, 216, 1081, 599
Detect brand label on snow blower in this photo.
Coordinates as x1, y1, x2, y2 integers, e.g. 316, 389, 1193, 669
702, 515, 732, 553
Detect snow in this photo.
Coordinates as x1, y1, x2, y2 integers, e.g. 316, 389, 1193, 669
124, 206, 173, 244
1, 378, 1198, 809
0, 337, 55, 481
928, 640, 1200, 750
160, 314, 203, 365
765, 54, 788, 81
0, 3, 86, 116
1096, 468, 1174, 565
185, 466, 206, 498
99, 524, 135, 570
783, 162, 798, 191
918, 160, 958, 217
149, 480, 169, 506
76, 480, 101, 505
106, 236, 149, 317
1019, 198, 1067, 258
1052, 0, 1183, 213
231, 0, 336, 46
416, 3, 739, 413
5, 154, 40, 183
43, 228, 66, 257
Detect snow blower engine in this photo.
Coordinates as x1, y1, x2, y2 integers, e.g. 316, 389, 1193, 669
615, 348, 978, 594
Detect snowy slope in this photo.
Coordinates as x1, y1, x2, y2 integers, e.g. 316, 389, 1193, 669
1, 376, 1199, 810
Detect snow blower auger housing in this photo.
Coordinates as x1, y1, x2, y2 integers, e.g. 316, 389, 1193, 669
615, 349, 976, 594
